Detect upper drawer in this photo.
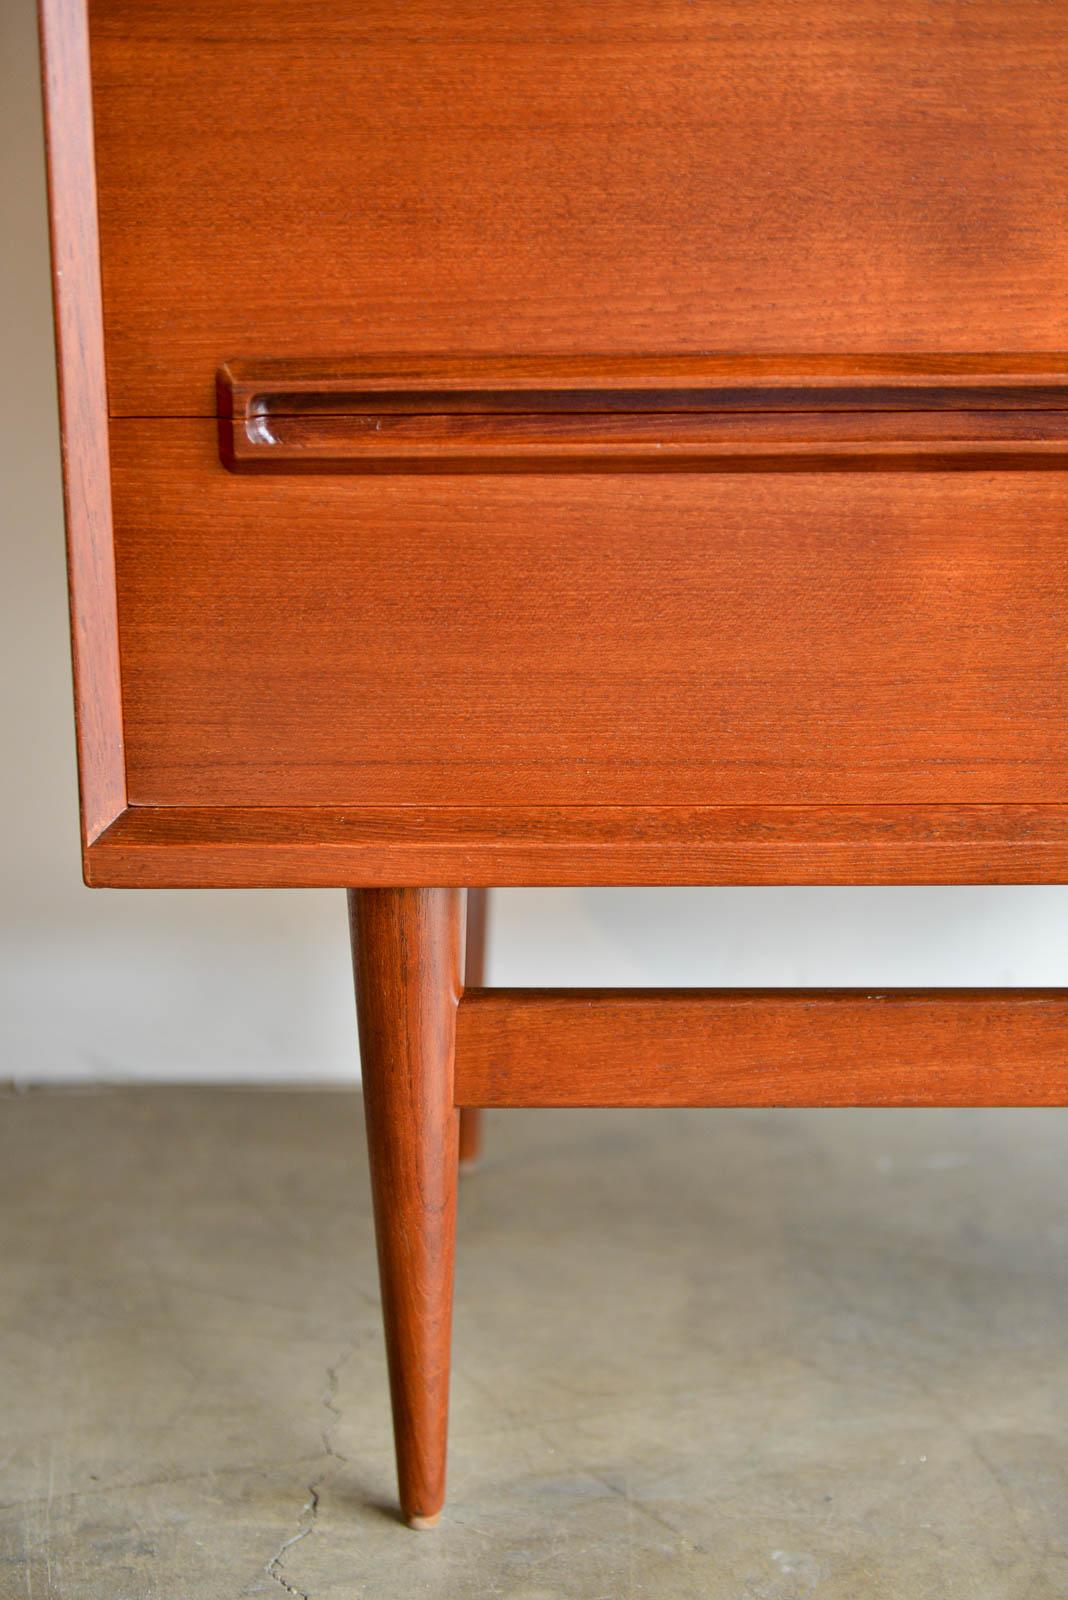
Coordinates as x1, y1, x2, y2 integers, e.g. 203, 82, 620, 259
89, 0, 1068, 419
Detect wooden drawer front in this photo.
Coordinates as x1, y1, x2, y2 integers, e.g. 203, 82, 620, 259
112, 420, 1068, 809
90, 0, 1068, 418
89, 0, 1068, 822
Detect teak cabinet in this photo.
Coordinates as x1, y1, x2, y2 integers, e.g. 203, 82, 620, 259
41, 0, 1068, 1526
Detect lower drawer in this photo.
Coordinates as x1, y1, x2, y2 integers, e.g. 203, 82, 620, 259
111, 419, 1068, 809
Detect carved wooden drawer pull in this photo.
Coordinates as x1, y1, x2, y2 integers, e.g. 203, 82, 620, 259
219, 354, 1068, 474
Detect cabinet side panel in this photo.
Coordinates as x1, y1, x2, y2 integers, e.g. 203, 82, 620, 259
39, 0, 125, 846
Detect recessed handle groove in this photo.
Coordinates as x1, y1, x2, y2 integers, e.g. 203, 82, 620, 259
218, 355, 1068, 473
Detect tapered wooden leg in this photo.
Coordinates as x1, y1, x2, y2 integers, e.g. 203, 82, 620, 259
458, 888, 490, 1170
348, 887, 464, 1529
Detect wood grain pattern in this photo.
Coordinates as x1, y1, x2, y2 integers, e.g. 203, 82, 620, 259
221, 352, 1068, 402
90, 1, 1068, 418
222, 410, 1068, 476
455, 989, 1068, 1107
348, 888, 464, 1527
219, 356, 1068, 474
86, 804, 1068, 888
39, 0, 125, 845
46, 0, 1068, 1530
110, 422, 1068, 809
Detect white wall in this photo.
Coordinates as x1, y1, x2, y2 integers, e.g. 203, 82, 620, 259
3, 0, 1067, 1085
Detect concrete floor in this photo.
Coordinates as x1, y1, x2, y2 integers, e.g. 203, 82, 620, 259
2, 1093, 1067, 1599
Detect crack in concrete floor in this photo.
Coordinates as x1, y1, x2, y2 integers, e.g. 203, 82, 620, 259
3, 1093, 1068, 1600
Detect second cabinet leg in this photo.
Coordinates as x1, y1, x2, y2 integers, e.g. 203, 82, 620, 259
458, 1105, 483, 1167
348, 887, 464, 1528
459, 887, 490, 1169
